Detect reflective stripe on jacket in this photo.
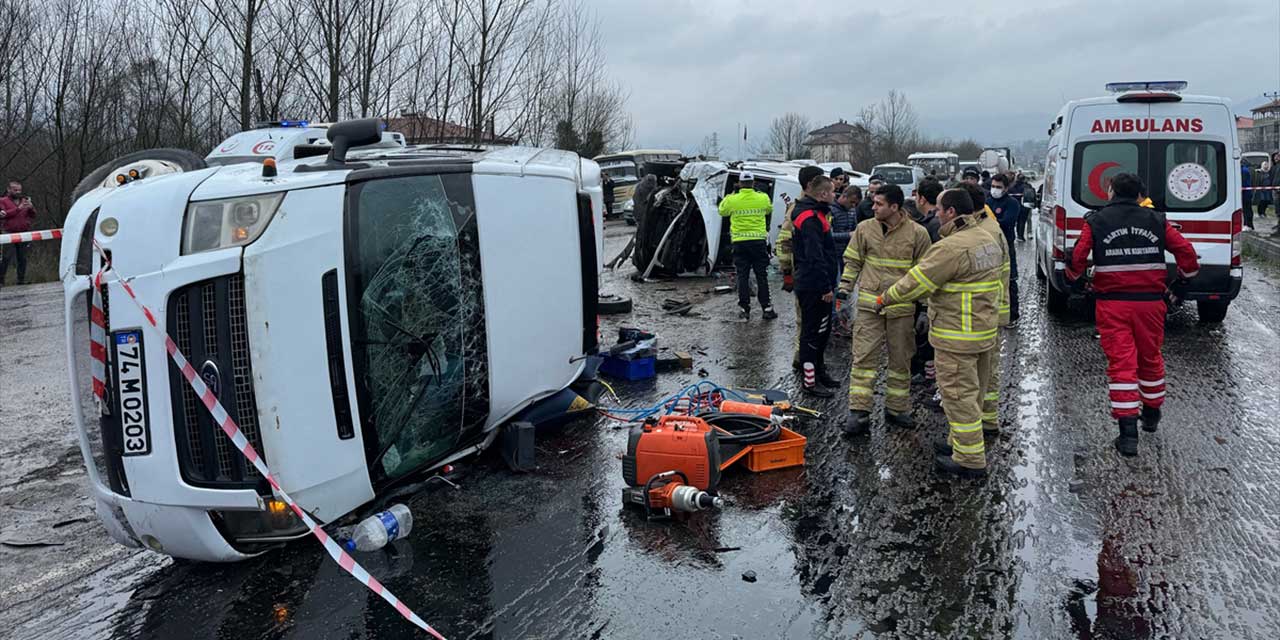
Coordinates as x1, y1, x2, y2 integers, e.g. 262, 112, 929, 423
777, 202, 796, 275
976, 212, 1012, 326
881, 213, 1006, 353
718, 188, 772, 242
838, 214, 933, 318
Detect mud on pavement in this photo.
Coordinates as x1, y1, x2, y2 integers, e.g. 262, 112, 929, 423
2, 225, 1280, 639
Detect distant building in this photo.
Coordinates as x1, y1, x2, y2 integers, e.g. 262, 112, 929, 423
1248, 99, 1280, 153
803, 119, 870, 164
383, 113, 515, 145
1237, 116, 1258, 152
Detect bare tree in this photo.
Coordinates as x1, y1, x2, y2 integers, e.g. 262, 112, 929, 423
873, 89, 919, 162
766, 112, 812, 160
201, 0, 269, 130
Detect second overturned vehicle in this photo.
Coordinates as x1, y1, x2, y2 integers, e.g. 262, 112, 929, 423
629, 161, 801, 277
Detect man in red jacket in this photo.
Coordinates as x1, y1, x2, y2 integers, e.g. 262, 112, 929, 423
1065, 173, 1199, 456
0, 180, 37, 285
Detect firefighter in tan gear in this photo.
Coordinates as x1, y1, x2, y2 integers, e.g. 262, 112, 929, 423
777, 166, 827, 370
835, 183, 933, 435
876, 188, 1006, 477
960, 183, 1011, 434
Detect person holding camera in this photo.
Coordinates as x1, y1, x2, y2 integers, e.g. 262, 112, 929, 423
0, 180, 37, 285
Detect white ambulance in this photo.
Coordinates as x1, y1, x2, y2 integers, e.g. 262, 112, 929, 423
1034, 81, 1243, 322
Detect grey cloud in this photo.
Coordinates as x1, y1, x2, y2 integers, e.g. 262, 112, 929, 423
594, 0, 1277, 157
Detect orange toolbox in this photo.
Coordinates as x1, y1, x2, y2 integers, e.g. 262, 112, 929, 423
717, 425, 806, 473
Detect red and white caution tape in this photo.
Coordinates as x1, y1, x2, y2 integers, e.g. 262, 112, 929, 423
0, 228, 62, 244
91, 250, 446, 639
90, 269, 108, 402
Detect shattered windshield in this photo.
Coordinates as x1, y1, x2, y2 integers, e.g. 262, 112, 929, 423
346, 172, 489, 482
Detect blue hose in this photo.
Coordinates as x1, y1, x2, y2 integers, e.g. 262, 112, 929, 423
600, 381, 749, 422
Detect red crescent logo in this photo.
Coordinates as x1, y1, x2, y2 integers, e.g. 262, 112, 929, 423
1087, 161, 1121, 200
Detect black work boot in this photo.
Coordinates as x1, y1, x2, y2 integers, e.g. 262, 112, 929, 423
1140, 406, 1161, 433
803, 384, 834, 399
885, 409, 915, 428
738, 306, 750, 321
933, 439, 953, 456
817, 369, 840, 389
934, 454, 987, 478
843, 410, 870, 436
1114, 417, 1139, 457
762, 306, 778, 320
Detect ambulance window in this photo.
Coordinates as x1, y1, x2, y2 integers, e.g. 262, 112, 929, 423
1073, 141, 1141, 208
1151, 140, 1225, 212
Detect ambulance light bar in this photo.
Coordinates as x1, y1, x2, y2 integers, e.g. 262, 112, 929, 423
1105, 81, 1187, 93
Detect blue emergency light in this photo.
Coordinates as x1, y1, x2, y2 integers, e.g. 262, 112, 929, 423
279, 119, 310, 128
1105, 81, 1187, 93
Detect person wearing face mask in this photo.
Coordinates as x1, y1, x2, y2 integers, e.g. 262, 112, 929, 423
790, 175, 841, 397
874, 188, 1006, 478
986, 173, 1021, 326
835, 183, 933, 435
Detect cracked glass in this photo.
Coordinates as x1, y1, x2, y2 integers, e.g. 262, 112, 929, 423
346, 172, 489, 482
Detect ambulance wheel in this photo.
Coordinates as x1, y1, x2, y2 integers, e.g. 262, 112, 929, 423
1196, 300, 1229, 324
598, 294, 633, 315
1046, 282, 1069, 316
73, 149, 208, 203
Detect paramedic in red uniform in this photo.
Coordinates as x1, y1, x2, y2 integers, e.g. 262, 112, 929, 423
1065, 173, 1199, 457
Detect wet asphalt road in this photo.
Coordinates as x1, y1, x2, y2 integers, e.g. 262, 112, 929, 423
2, 220, 1280, 639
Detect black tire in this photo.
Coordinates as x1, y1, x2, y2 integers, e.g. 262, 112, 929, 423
1196, 300, 1229, 323
1046, 281, 1070, 316
72, 148, 208, 203
598, 294, 633, 315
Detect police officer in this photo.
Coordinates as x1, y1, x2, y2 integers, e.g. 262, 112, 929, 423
778, 165, 827, 368
1065, 173, 1199, 456
876, 189, 1006, 477
719, 172, 777, 320
836, 183, 933, 435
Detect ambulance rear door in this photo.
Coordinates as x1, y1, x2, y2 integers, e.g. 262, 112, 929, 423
1145, 99, 1237, 274
1063, 100, 1151, 252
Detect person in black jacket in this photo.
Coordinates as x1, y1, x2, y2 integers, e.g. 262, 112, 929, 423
791, 175, 840, 397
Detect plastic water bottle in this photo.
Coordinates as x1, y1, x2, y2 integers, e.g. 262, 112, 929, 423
344, 504, 413, 552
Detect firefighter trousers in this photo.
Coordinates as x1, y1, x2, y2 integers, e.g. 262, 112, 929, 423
982, 338, 1002, 431
1096, 299, 1167, 418
936, 347, 994, 470
848, 309, 915, 413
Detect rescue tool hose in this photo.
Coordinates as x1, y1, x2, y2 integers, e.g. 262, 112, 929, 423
696, 411, 781, 445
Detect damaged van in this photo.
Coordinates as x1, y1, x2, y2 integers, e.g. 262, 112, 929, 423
60, 119, 603, 561
630, 162, 800, 277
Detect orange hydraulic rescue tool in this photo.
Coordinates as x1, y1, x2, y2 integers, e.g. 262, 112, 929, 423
621, 415, 723, 519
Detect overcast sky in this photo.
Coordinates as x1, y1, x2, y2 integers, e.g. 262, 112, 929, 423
595, 0, 1280, 157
